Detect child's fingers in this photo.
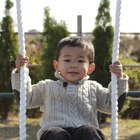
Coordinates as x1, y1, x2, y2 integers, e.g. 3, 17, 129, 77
112, 61, 123, 69
113, 60, 121, 65
109, 61, 123, 78
16, 54, 29, 72
25, 56, 29, 63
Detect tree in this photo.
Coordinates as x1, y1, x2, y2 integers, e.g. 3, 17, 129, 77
0, 0, 18, 92
41, 7, 69, 79
0, 0, 18, 120
91, 0, 114, 123
92, 0, 114, 87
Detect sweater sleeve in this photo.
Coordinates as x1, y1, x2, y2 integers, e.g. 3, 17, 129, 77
11, 68, 46, 108
11, 68, 21, 92
95, 73, 129, 114
11, 68, 30, 92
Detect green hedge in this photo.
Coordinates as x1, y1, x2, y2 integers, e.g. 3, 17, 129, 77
120, 97, 140, 119
0, 93, 14, 120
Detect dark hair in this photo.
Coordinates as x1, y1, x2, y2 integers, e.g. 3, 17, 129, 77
55, 36, 95, 63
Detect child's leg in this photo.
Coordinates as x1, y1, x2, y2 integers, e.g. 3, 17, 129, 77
40, 127, 71, 140
72, 125, 105, 140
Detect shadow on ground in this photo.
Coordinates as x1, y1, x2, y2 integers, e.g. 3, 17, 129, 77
0, 119, 40, 140
129, 132, 140, 140
0, 118, 140, 140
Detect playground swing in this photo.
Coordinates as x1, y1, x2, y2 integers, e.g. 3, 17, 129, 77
15, 0, 122, 140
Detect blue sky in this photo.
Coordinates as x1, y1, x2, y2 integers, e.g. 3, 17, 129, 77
1, 0, 140, 33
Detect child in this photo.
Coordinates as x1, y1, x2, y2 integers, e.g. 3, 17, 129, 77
11, 36, 129, 140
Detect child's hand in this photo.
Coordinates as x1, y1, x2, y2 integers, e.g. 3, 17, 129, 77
15, 54, 29, 72
109, 60, 123, 78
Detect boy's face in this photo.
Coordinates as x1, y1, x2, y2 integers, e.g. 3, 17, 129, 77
53, 46, 95, 83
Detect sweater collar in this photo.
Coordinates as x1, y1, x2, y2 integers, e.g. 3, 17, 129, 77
54, 71, 89, 84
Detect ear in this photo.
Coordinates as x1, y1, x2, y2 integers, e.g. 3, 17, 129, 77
53, 60, 59, 71
88, 63, 95, 74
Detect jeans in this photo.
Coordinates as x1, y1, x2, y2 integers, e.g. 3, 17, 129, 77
40, 125, 105, 140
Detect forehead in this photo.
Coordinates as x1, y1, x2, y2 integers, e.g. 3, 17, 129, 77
59, 46, 89, 57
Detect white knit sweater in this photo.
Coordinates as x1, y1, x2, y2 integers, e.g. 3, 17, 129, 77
11, 69, 129, 140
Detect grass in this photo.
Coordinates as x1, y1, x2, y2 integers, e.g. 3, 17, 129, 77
0, 116, 140, 140
101, 118, 140, 140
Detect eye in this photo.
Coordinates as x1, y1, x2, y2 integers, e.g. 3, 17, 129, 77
64, 59, 70, 62
78, 60, 85, 63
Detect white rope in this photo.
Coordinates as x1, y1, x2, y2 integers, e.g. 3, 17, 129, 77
16, 0, 27, 140
111, 0, 122, 139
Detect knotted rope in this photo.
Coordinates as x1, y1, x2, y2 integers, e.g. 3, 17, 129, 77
16, 0, 27, 139
111, 0, 122, 139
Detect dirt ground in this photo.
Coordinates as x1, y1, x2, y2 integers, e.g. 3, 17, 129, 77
0, 117, 140, 140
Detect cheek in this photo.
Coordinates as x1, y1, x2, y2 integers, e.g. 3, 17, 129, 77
60, 62, 66, 67
81, 65, 89, 73
58, 63, 68, 71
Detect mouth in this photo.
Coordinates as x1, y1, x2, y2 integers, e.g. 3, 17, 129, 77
68, 72, 78, 75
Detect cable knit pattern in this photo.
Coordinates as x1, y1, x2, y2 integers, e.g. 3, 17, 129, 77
11, 69, 129, 140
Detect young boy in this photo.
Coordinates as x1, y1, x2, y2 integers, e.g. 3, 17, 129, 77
11, 36, 129, 140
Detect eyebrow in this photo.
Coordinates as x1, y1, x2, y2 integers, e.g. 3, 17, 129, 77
63, 54, 71, 57
78, 56, 85, 58
63, 55, 86, 59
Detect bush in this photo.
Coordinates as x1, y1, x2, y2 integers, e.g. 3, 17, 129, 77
120, 97, 140, 119
0, 94, 14, 120
124, 67, 140, 90
119, 53, 140, 91
27, 108, 41, 118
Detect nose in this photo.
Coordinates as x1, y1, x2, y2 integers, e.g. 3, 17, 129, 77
70, 61, 77, 68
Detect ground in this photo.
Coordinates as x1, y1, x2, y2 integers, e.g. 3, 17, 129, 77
0, 117, 140, 140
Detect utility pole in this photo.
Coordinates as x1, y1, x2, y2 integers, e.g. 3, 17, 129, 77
77, 15, 82, 36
